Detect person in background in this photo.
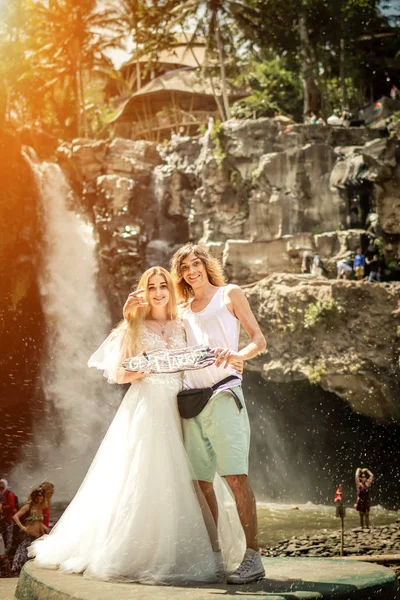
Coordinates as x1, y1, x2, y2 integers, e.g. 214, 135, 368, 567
39, 482, 55, 529
327, 111, 342, 126
366, 254, 381, 282
301, 251, 312, 274
341, 110, 352, 128
12, 487, 48, 574
309, 111, 317, 125
336, 260, 352, 279
0, 479, 17, 553
355, 468, 374, 529
353, 248, 366, 280
0, 504, 11, 577
311, 254, 324, 277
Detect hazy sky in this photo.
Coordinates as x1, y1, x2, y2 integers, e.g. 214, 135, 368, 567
381, 0, 400, 15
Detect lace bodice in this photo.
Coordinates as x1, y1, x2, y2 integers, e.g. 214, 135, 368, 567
139, 321, 186, 353
88, 319, 187, 387
136, 320, 186, 390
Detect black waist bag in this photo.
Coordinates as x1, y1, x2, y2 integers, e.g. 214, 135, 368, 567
177, 375, 242, 419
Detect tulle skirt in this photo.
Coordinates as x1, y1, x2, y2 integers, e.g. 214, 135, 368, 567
30, 375, 245, 584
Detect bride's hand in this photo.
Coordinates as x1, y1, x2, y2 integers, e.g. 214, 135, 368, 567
123, 289, 148, 319
127, 371, 150, 381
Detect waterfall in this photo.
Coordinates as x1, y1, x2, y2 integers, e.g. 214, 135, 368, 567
12, 152, 120, 500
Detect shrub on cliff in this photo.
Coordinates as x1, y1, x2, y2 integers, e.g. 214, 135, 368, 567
232, 57, 303, 121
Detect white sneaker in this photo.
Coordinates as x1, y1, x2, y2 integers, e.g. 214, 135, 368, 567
214, 551, 225, 583
227, 549, 265, 585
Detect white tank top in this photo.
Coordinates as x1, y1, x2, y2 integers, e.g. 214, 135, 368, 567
182, 286, 241, 388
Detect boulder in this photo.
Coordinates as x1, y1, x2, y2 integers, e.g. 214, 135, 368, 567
377, 179, 400, 235
222, 239, 299, 284
244, 274, 400, 420
68, 138, 107, 183
314, 232, 341, 258
105, 138, 160, 178
96, 175, 134, 215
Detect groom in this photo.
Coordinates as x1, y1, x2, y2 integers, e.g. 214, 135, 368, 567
170, 243, 266, 584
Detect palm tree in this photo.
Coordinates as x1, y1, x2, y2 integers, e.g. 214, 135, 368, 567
119, 0, 259, 121
0, 0, 27, 121
27, 0, 125, 136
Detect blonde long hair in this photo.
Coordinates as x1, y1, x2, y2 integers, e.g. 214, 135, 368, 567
117, 266, 177, 355
39, 481, 54, 508
170, 243, 226, 302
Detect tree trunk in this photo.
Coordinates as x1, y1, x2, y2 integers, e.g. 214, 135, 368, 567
214, 23, 230, 120
78, 58, 89, 137
134, 23, 141, 90
298, 10, 321, 118
74, 68, 82, 137
0, 79, 7, 129
183, 30, 225, 121
136, 61, 141, 90
339, 37, 347, 110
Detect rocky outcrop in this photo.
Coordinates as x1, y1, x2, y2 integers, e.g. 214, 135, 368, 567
244, 273, 400, 420
56, 137, 169, 310
59, 120, 400, 290
155, 119, 396, 284
55, 120, 400, 419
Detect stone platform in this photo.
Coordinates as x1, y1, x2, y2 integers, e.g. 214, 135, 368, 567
15, 557, 399, 600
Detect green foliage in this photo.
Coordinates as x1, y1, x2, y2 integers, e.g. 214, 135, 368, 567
232, 57, 303, 120
389, 111, 400, 139
0, 0, 396, 137
244, 0, 388, 115
320, 76, 360, 115
308, 361, 328, 385
0, 0, 124, 137
303, 299, 344, 329
210, 120, 226, 168
374, 236, 384, 253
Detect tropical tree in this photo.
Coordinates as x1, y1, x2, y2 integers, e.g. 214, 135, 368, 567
6, 0, 124, 136
232, 56, 303, 120
117, 0, 179, 91
246, 0, 386, 117
0, 0, 29, 123
119, 0, 260, 121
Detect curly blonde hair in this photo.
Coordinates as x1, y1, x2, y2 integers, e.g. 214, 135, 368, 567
117, 266, 177, 355
170, 243, 226, 302
39, 481, 55, 507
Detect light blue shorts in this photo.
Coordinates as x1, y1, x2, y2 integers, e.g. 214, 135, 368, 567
182, 386, 251, 482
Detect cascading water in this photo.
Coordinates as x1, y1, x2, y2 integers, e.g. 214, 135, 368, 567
12, 151, 120, 500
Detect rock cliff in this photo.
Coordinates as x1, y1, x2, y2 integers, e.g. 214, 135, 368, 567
56, 119, 400, 420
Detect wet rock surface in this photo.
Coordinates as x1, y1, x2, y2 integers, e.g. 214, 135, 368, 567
262, 519, 400, 559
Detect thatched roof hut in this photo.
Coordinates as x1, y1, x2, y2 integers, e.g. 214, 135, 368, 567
111, 69, 246, 141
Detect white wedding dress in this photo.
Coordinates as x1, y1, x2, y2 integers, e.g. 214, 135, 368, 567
30, 321, 245, 584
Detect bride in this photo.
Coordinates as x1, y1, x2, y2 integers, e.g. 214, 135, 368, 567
30, 266, 245, 584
